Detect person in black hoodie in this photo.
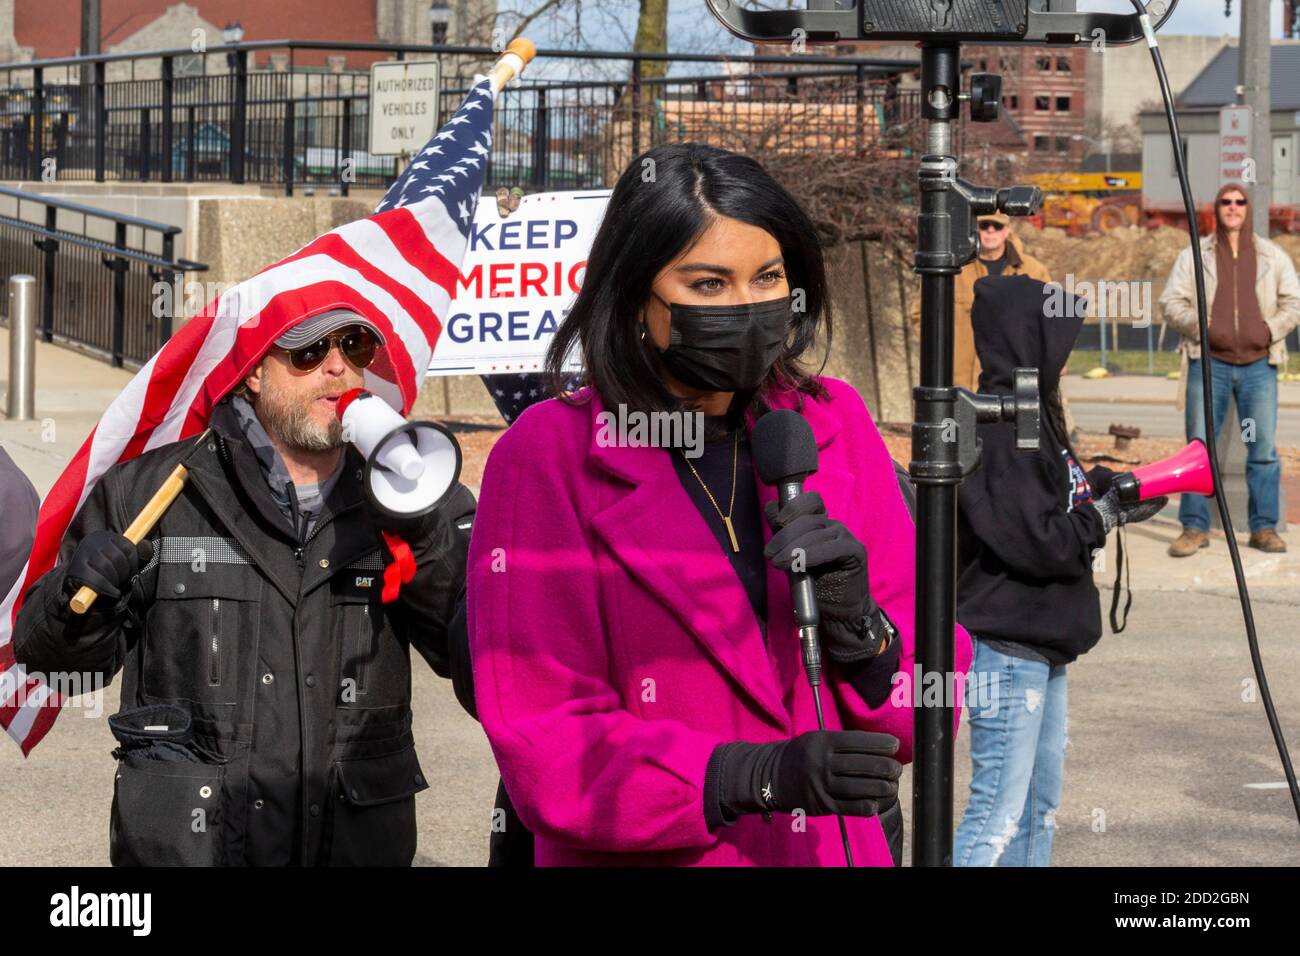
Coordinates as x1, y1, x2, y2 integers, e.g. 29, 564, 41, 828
953, 274, 1165, 867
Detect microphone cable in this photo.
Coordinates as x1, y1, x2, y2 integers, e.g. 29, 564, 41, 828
799, 630, 856, 867
1129, 0, 1300, 829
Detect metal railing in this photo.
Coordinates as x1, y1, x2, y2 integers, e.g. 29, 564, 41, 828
0, 41, 923, 196
0, 185, 207, 367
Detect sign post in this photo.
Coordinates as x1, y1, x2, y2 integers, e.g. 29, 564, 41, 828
1219, 104, 1252, 187
369, 58, 442, 165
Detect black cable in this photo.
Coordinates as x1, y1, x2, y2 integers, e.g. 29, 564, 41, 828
808, 667, 855, 866
1129, 0, 1300, 828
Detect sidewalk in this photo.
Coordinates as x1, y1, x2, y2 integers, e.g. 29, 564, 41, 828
0, 335, 133, 496
1113, 514, 1299, 597
1063, 371, 1300, 408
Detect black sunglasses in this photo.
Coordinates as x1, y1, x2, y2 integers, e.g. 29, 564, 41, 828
279, 326, 377, 372
978, 221, 1007, 231
1219, 197, 1248, 208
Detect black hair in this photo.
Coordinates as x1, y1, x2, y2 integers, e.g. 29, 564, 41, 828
544, 142, 830, 418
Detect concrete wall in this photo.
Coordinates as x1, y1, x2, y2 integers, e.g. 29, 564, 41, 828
0, 181, 347, 265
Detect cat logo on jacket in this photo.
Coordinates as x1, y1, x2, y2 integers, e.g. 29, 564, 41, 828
355, 576, 375, 589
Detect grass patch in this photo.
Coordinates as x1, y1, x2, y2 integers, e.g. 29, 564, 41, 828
1067, 349, 1180, 376
1068, 350, 1300, 377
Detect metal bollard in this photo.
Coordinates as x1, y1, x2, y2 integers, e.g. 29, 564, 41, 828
6, 274, 36, 420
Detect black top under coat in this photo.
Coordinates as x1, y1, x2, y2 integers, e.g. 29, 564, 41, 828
670, 414, 769, 639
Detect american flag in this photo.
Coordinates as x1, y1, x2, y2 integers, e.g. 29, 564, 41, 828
0, 74, 497, 755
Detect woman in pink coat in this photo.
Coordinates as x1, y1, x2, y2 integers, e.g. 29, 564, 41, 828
467, 143, 972, 866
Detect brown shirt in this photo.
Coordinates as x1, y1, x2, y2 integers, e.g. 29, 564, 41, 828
1208, 229, 1271, 365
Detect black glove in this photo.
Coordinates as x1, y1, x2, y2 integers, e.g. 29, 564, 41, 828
763, 491, 882, 662
713, 730, 902, 821
61, 530, 154, 605
1089, 488, 1170, 533
1086, 465, 1117, 497
366, 483, 475, 549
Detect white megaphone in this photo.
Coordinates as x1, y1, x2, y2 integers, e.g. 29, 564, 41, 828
336, 388, 462, 518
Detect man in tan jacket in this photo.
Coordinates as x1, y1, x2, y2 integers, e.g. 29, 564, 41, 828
1159, 182, 1300, 555
912, 212, 1054, 393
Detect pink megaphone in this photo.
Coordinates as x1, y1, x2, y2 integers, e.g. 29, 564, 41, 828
1113, 439, 1214, 505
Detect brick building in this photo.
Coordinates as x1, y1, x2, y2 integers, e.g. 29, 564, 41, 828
3, 0, 497, 72
965, 44, 1088, 166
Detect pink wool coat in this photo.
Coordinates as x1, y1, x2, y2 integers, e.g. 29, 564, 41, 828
467, 376, 972, 865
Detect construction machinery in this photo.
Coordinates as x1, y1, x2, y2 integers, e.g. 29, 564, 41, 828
1028, 170, 1143, 235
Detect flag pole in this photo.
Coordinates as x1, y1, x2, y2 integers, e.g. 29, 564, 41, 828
68, 44, 537, 618
69, 429, 211, 615
490, 38, 537, 94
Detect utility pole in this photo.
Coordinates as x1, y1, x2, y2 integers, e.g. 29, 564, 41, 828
1238, 0, 1271, 235
79, 0, 100, 87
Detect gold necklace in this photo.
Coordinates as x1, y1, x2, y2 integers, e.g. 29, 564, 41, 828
681, 431, 741, 553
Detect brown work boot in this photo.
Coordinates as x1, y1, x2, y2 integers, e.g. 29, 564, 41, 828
1249, 529, 1288, 553
1168, 528, 1209, 557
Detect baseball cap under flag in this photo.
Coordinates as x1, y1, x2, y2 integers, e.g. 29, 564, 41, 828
275, 309, 387, 350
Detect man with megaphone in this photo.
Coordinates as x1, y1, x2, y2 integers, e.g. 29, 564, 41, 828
12, 308, 475, 866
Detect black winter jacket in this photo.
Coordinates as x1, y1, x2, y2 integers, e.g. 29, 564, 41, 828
13, 399, 475, 866
956, 275, 1108, 665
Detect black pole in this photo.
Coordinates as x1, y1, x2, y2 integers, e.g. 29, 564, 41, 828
340, 97, 352, 197
31, 67, 44, 181
283, 86, 295, 196
139, 106, 150, 180
161, 55, 174, 183
185, 105, 195, 182
531, 87, 548, 191
38, 204, 58, 342
230, 49, 247, 184
54, 112, 67, 174
109, 220, 127, 368
160, 232, 176, 343
910, 42, 962, 869
93, 60, 105, 182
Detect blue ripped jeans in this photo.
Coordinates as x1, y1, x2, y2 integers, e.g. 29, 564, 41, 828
954, 637, 1068, 867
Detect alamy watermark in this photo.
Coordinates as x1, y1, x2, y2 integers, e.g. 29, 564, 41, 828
0, 669, 106, 718
594, 404, 705, 459
1043, 275, 1153, 328
890, 666, 1001, 717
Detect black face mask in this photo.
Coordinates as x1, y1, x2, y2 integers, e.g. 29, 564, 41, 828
651, 294, 792, 392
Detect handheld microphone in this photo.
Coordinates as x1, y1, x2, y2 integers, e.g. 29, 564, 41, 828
753, 409, 822, 684
753, 408, 854, 868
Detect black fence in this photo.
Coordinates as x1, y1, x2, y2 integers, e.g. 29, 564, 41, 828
0, 41, 923, 196
0, 185, 207, 367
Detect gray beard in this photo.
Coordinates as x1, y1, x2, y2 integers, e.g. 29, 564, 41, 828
253, 383, 343, 453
